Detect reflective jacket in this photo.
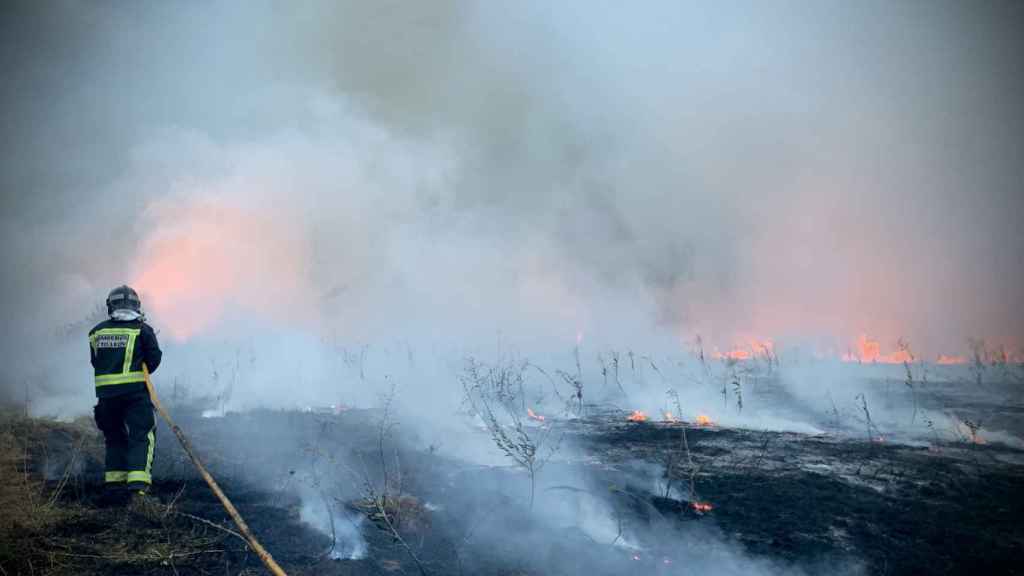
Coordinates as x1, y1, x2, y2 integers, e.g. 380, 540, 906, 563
88, 319, 162, 398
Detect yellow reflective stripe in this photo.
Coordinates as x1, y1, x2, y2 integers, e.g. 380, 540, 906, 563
95, 372, 146, 387
126, 470, 152, 484
93, 328, 142, 336
145, 429, 155, 477
92, 328, 143, 388
122, 332, 137, 374
105, 470, 128, 483
123, 430, 156, 485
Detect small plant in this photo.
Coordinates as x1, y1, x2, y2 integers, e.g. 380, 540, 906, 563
348, 380, 429, 575
642, 355, 668, 385
461, 358, 562, 509
922, 414, 941, 447
611, 351, 622, 392
460, 356, 528, 413
662, 390, 705, 509
827, 391, 842, 432
968, 338, 987, 386
525, 362, 564, 404
855, 393, 882, 443
691, 335, 714, 387
897, 339, 918, 425
726, 358, 743, 413
755, 341, 777, 374
555, 369, 584, 415
573, 341, 583, 384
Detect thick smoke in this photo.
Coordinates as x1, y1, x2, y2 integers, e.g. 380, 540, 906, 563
2, 1, 1022, 402
2, 4, 1020, 574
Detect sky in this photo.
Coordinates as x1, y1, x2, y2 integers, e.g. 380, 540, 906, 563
1, 0, 1022, 405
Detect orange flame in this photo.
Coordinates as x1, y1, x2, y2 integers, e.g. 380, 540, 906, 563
711, 338, 775, 361
841, 335, 913, 364
627, 410, 648, 422
662, 411, 678, 423
527, 408, 545, 422
695, 414, 713, 426
692, 502, 713, 513
695, 333, 1007, 367
713, 348, 752, 361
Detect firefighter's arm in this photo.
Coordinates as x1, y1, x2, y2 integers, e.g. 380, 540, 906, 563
140, 323, 163, 373
88, 329, 97, 368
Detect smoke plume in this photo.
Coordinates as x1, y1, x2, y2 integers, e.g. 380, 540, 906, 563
1, 0, 1022, 405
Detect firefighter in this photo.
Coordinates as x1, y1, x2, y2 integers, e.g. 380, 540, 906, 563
89, 285, 162, 502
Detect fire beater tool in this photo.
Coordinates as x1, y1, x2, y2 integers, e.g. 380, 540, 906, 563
143, 364, 288, 576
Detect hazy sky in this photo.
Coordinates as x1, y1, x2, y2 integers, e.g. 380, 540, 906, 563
2, 0, 1022, 401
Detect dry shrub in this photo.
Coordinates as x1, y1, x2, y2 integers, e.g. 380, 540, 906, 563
0, 408, 102, 569
353, 493, 432, 535
1, 413, 50, 517
0, 416, 55, 566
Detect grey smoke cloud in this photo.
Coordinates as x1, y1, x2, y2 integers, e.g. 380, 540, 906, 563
1, 0, 1022, 405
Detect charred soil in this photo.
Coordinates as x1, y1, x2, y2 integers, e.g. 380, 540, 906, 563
2, 403, 1022, 576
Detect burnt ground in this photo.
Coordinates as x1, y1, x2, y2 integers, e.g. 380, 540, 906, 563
579, 417, 1024, 575
2, 391, 1023, 576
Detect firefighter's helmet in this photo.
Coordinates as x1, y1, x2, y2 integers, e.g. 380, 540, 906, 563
106, 285, 142, 315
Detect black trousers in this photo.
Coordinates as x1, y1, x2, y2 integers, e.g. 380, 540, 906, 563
93, 390, 156, 488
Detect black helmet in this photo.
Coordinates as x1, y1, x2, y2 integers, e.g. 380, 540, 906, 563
106, 285, 142, 315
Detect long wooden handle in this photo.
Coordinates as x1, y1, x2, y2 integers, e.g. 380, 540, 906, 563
143, 364, 288, 576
